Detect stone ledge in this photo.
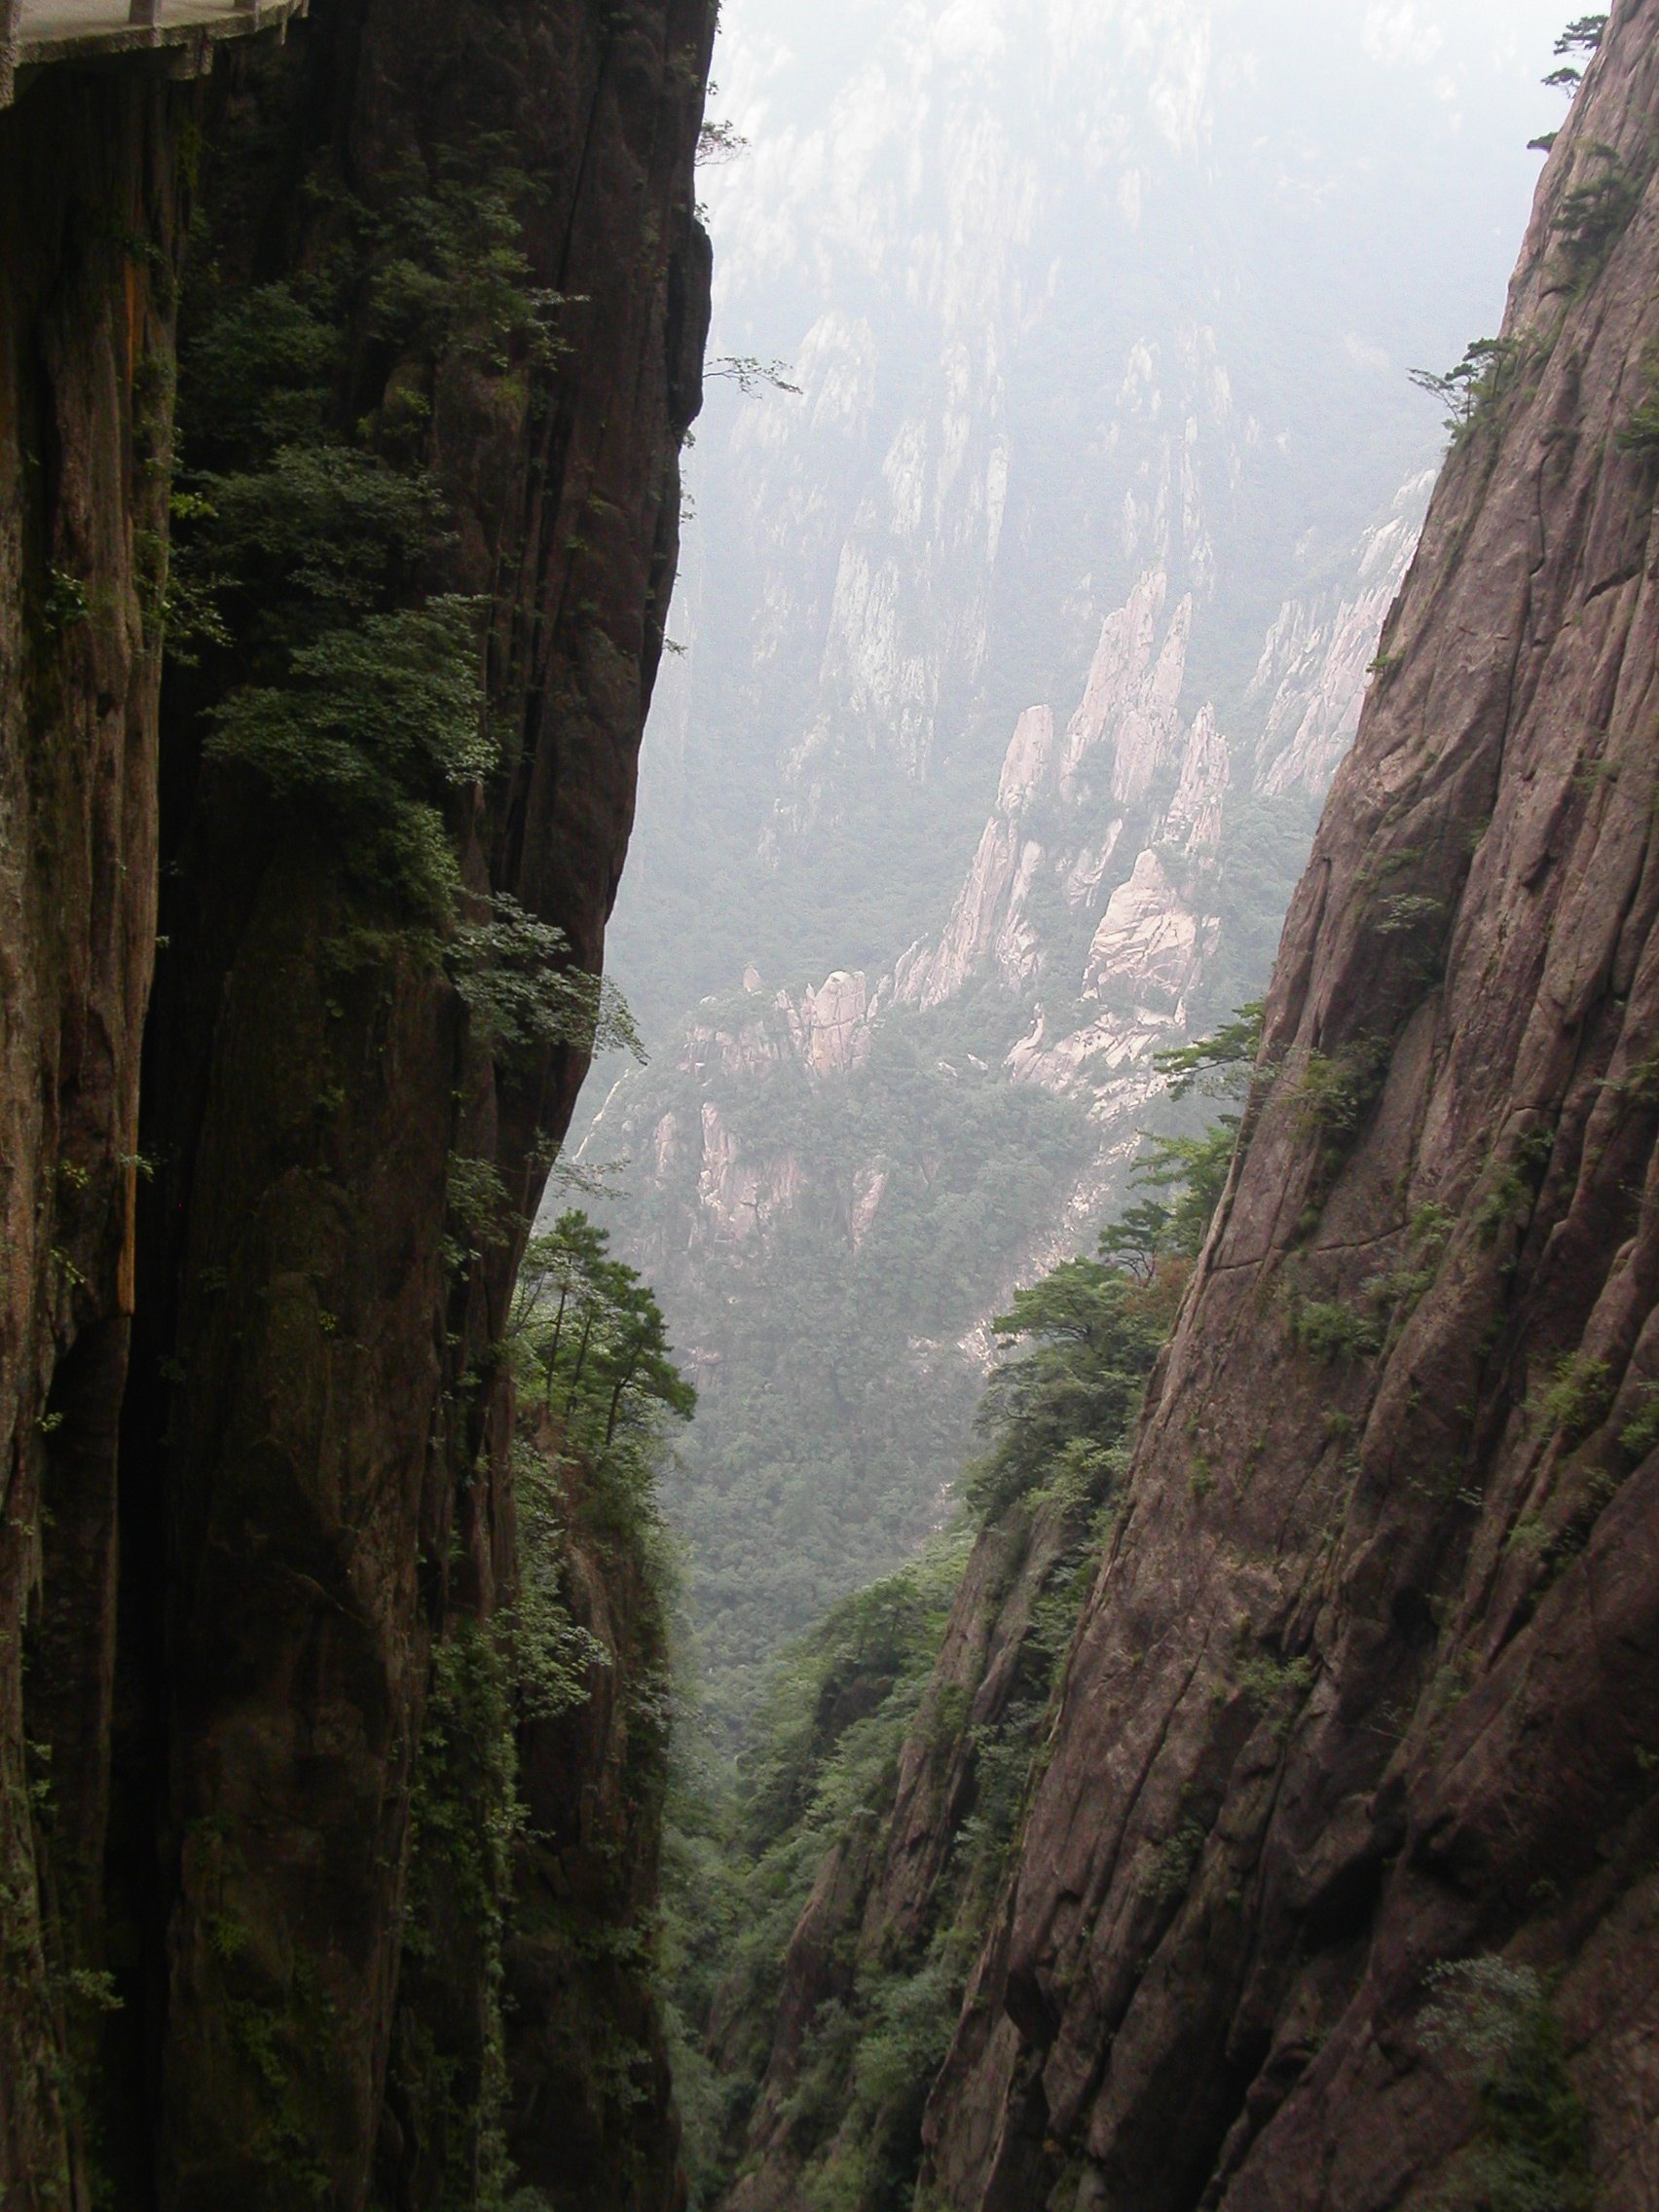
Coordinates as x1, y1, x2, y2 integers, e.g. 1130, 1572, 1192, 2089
2, 0, 307, 106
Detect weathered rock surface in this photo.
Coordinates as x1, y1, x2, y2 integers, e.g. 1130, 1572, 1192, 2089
0, 1, 713, 2204
921, 8, 1659, 2206
719, 1489, 1102, 2212
0, 59, 193, 2202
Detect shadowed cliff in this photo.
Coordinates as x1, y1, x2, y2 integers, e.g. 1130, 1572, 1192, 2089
0, 3, 713, 2204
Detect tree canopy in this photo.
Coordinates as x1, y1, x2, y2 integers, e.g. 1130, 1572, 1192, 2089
514, 1210, 696, 1450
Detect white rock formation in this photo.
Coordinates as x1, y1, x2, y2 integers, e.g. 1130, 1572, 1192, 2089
697, 1102, 806, 1242
1254, 471, 1435, 797
786, 971, 874, 1078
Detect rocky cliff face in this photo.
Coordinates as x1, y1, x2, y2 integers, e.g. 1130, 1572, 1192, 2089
0, 3, 712, 2205
584, 1, 1567, 1748
918, 8, 1659, 2206
585, 483, 1427, 1727
0, 61, 196, 2199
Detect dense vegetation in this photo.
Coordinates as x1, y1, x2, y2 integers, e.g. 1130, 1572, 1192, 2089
599, 869, 1283, 1756
650, 1014, 1258, 2211
608, 977, 1108, 1741
390, 1208, 696, 2207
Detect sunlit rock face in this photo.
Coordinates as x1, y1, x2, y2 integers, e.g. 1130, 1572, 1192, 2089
632, 0, 1562, 968
584, 0, 1568, 1721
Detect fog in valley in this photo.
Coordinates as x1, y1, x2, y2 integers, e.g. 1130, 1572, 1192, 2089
581, 0, 1570, 1735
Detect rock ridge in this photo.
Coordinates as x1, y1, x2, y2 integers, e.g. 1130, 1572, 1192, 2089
921, 7, 1659, 2206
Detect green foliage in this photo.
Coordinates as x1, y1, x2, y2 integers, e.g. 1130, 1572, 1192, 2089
364, 146, 570, 373
40, 568, 92, 635
1376, 892, 1446, 937
1307, 1203, 1456, 1365
967, 1264, 1165, 1519
653, 1089, 1249, 2208
195, 445, 448, 646
452, 900, 642, 1067
735, 1541, 967, 1856
1098, 1003, 1262, 1275
401, 1621, 524, 2206
1153, 1002, 1264, 1100
623, 981, 1100, 1740
1422, 1958, 1593, 2211
1617, 342, 1659, 460
1124, 1124, 1240, 1264
1291, 1040, 1387, 1144
1619, 1382, 1659, 1460
697, 119, 750, 166
1542, 14, 1606, 92
1538, 1352, 1614, 1444
168, 150, 589, 984
1291, 1298, 1382, 1365
180, 280, 338, 465
1474, 1129, 1554, 1243
205, 597, 490, 920
1555, 15, 1607, 55
1552, 142, 1643, 286
1235, 1651, 1315, 1736
707, 355, 803, 396
1411, 338, 1530, 442
512, 1211, 696, 1455
1149, 1818, 1206, 1903
445, 1153, 518, 1270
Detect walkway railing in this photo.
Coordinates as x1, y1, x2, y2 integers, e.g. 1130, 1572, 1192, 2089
2, 0, 306, 108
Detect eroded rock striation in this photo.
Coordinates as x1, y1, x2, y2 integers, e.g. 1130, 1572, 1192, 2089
921, 7, 1659, 2205
0, 3, 713, 2206
0, 61, 196, 2198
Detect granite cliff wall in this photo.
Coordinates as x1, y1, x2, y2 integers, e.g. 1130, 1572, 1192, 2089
691, 10, 1659, 2211
0, 5, 712, 2205
923, 6, 1659, 2205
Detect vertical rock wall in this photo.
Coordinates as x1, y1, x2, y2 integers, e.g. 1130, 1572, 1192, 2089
922, 6, 1659, 2207
0, 1, 713, 2203
0, 64, 192, 2204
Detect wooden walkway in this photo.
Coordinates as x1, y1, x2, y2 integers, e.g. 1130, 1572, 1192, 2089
2, 0, 306, 106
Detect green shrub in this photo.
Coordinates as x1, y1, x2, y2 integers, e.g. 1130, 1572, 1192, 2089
1149, 1818, 1206, 1903
180, 281, 337, 464
1618, 342, 1659, 459
1620, 1382, 1659, 1459
205, 597, 490, 921
365, 148, 571, 372
1411, 337, 1531, 443
1375, 892, 1446, 938
1553, 141, 1642, 288
1291, 1299, 1382, 1364
452, 899, 641, 1067
1235, 1653, 1314, 1737
1539, 1352, 1614, 1444
1421, 1957, 1593, 2212
967, 1262, 1164, 1518
1475, 1129, 1554, 1244
1290, 1040, 1388, 1143
399, 1621, 524, 2203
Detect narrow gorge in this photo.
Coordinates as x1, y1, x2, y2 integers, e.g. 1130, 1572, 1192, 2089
679, 10, 1659, 2212
4, 3, 1658, 2212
